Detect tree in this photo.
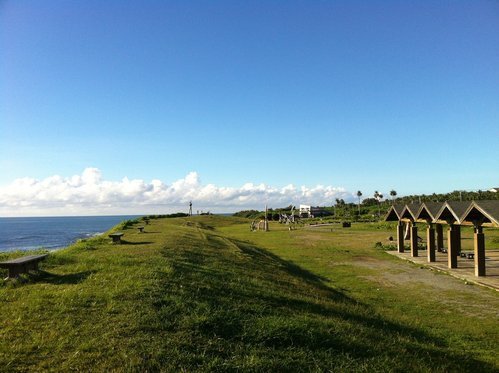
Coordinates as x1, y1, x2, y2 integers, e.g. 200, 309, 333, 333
334, 198, 340, 217
390, 190, 397, 204
356, 191, 362, 214
374, 191, 383, 217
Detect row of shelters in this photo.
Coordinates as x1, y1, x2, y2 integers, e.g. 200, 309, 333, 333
385, 200, 498, 277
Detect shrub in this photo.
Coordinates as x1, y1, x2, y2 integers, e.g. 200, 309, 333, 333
118, 218, 140, 230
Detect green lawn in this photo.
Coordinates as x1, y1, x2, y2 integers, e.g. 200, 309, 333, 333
0, 216, 497, 371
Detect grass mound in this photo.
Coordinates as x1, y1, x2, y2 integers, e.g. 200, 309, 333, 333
0, 216, 497, 371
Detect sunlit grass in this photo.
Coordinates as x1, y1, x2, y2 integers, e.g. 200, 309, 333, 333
0, 216, 497, 371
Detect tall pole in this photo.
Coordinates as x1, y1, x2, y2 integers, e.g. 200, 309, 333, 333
264, 205, 269, 231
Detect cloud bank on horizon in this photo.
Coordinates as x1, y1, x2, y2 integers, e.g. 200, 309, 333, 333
0, 168, 351, 216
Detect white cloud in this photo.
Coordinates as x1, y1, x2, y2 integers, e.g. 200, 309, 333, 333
0, 168, 351, 216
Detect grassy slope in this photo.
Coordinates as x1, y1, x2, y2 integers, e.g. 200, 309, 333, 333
0, 216, 497, 371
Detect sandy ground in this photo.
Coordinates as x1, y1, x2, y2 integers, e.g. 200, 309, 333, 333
348, 252, 499, 319
385, 249, 499, 290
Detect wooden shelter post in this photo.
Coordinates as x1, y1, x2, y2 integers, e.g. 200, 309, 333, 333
436, 224, 444, 252
447, 224, 458, 268
410, 222, 418, 257
455, 225, 462, 256
426, 224, 435, 262
397, 221, 404, 253
474, 226, 486, 277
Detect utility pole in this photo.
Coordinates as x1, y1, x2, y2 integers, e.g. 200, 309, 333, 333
264, 205, 269, 231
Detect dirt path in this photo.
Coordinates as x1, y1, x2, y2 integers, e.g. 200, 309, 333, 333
350, 254, 499, 319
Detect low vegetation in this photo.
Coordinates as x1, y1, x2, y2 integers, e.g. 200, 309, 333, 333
0, 216, 498, 371
241, 190, 499, 223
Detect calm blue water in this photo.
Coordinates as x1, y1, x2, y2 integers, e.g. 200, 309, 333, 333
0, 216, 140, 252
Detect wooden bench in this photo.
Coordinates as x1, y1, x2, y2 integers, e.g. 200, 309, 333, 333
0, 254, 48, 279
137, 226, 145, 233
108, 232, 124, 243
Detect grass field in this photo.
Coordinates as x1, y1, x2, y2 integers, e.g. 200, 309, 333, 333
0, 216, 498, 371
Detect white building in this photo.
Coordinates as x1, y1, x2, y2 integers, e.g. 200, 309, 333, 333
299, 204, 311, 218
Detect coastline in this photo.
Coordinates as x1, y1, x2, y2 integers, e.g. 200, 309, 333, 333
0, 215, 140, 253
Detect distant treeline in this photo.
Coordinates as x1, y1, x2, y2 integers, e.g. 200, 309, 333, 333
391, 189, 498, 205
232, 190, 498, 221
117, 213, 190, 230
143, 213, 190, 219
232, 210, 263, 219
233, 206, 297, 220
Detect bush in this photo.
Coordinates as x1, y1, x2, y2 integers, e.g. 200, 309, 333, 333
233, 210, 262, 219
142, 213, 189, 220
118, 218, 140, 230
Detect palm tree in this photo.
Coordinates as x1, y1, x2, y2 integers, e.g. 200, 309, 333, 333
334, 198, 340, 217
356, 191, 362, 215
390, 190, 397, 204
374, 191, 383, 217
378, 194, 383, 216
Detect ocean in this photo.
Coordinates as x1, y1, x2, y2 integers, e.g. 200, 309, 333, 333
0, 215, 140, 252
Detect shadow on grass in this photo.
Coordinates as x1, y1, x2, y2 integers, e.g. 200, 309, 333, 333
236, 239, 334, 288
36, 270, 94, 285
119, 240, 154, 245
150, 230, 496, 371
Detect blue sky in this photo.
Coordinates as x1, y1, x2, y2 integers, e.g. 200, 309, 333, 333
1, 1, 498, 215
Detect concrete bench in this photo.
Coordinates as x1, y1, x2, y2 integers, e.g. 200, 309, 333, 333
0, 254, 48, 279
108, 232, 124, 243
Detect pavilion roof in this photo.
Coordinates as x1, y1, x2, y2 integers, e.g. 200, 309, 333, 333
434, 201, 470, 224
415, 202, 443, 222
400, 203, 421, 221
460, 200, 499, 227
382, 200, 499, 227
384, 204, 405, 221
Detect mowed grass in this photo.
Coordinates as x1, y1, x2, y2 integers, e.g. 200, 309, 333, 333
0, 216, 498, 371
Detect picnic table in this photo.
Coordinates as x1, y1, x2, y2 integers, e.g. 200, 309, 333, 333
108, 232, 124, 243
459, 252, 475, 259
0, 254, 48, 278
